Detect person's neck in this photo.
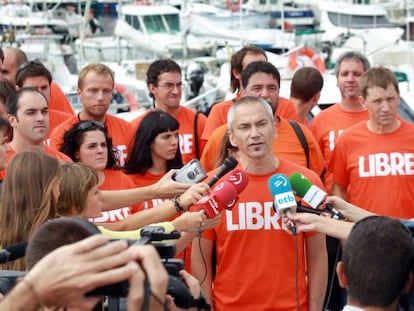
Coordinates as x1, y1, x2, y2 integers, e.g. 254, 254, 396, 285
148, 158, 167, 175
290, 98, 309, 124
239, 154, 279, 175
79, 111, 107, 123
9, 137, 44, 154
340, 97, 366, 112
366, 119, 401, 134
346, 298, 399, 311
154, 103, 180, 117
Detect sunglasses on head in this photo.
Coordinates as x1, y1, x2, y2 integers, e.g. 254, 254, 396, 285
76, 121, 105, 132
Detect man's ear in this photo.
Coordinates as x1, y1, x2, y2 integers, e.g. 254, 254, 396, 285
336, 261, 348, 289
359, 95, 366, 109
228, 130, 237, 148
403, 272, 413, 294
7, 114, 17, 128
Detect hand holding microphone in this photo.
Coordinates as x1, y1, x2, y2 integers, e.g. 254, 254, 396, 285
268, 173, 298, 235
289, 173, 346, 220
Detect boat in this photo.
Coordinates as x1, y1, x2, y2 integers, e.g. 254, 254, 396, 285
113, 3, 214, 59
317, 1, 404, 68
242, 0, 316, 29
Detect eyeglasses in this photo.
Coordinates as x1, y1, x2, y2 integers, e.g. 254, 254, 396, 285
76, 120, 105, 132
156, 82, 183, 91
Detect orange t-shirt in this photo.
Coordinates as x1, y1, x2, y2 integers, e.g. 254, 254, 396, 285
201, 118, 325, 177
47, 109, 72, 143
49, 81, 75, 115
49, 114, 136, 167
329, 120, 414, 219
91, 169, 139, 223
127, 171, 167, 213
202, 95, 298, 140
311, 104, 369, 192
126, 169, 193, 272
130, 107, 207, 164
201, 159, 324, 311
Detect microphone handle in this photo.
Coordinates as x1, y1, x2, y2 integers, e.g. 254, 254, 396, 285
324, 203, 346, 220
207, 176, 219, 187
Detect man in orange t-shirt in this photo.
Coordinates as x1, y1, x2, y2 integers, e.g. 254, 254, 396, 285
201, 61, 325, 178
330, 67, 414, 219
311, 51, 371, 192
130, 59, 206, 164
192, 97, 327, 311
14, 60, 73, 143
5, 88, 71, 168
49, 63, 135, 167
202, 46, 297, 141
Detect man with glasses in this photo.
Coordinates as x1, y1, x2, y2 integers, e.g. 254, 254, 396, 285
0, 47, 74, 116
130, 59, 207, 164
50, 63, 135, 167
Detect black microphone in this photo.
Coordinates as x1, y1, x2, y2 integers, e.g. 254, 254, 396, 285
207, 156, 238, 187
0, 242, 27, 264
297, 205, 325, 216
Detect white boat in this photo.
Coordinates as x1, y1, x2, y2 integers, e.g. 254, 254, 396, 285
317, 1, 404, 67
243, 0, 316, 29
113, 3, 214, 59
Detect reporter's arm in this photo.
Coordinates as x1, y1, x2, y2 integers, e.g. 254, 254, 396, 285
0, 278, 45, 311
287, 213, 354, 240
324, 196, 374, 222
101, 183, 209, 231
101, 170, 190, 211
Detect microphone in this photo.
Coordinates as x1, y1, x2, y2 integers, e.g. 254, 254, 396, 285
0, 242, 27, 264
224, 169, 249, 208
190, 181, 238, 218
289, 172, 346, 220
297, 205, 325, 216
268, 173, 297, 235
206, 156, 238, 187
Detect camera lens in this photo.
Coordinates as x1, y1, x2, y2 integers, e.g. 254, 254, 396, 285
187, 171, 196, 180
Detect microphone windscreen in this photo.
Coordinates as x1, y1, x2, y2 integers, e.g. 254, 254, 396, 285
3, 242, 27, 262
288, 172, 312, 198
211, 181, 238, 206
268, 173, 297, 215
223, 156, 238, 171
225, 169, 249, 194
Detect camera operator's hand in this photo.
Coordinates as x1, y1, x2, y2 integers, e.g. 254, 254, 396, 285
127, 245, 169, 311
179, 183, 210, 210
165, 270, 206, 311
19, 235, 140, 310
153, 170, 191, 199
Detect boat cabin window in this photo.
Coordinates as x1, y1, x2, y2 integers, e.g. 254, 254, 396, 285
327, 12, 390, 28
143, 13, 179, 34
125, 14, 141, 31
164, 14, 180, 34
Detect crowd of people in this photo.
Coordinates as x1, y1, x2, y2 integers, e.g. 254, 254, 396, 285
0, 44, 413, 311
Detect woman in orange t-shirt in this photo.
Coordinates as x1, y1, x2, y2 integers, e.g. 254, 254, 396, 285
124, 110, 183, 212
60, 120, 139, 223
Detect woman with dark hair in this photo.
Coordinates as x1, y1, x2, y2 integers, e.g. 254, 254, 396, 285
60, 120, 139, 224
124, 110, 183, 211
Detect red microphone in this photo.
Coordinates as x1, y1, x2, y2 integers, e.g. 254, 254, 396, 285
190, 181, 237, 218
224, 169, 249, 209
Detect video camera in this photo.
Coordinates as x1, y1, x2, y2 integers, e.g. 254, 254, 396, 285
0, 218, 210, 311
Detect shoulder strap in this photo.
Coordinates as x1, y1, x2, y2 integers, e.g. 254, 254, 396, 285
288, 120, 310, 168
194, 111, 202, 159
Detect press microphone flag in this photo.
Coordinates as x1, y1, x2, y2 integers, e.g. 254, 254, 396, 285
190, 181, 238, 218
268, 173, 297, 216
289, 172, 345, 220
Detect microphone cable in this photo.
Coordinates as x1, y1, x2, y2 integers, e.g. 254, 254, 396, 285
323, 241, 342, 311
294, 234, 300, 311
196, 231, 209, 286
